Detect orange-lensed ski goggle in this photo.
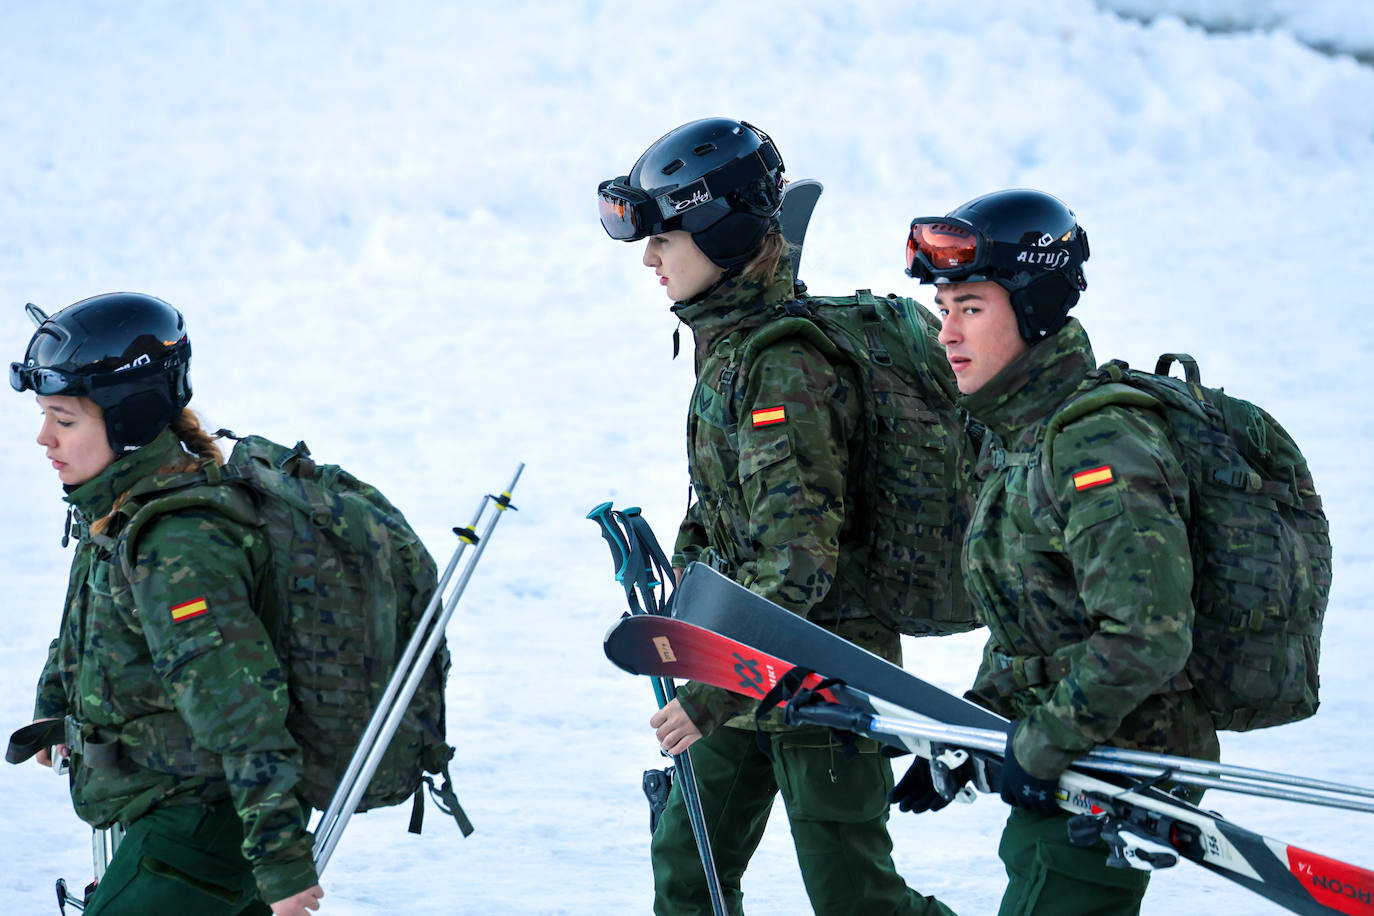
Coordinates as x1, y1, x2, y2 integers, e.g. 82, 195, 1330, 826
905, 216, 1088, 283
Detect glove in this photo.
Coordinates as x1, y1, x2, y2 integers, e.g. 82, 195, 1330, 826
999, 723, 1062, 815
889, 756, 954, 814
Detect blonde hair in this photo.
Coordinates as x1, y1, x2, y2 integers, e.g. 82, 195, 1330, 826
741, 229, 789, 285
90, 407, 224, 536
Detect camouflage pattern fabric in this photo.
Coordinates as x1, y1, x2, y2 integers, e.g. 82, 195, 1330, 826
959, 320, 1220, 779
669, 263, 902, 735
34, 428, 317, 904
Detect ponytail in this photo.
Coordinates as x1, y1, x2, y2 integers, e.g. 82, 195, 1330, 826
169, 408, 224, 469
741, 229, 789, 285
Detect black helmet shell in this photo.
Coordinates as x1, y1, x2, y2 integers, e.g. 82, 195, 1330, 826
627, 117, 785, 268
941, 189, 1089, 342
16, 293, 192, 452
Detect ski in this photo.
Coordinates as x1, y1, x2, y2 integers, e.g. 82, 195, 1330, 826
672, 563, 1004, 731
604, 611, 1374, 916
778, 178, 822, 279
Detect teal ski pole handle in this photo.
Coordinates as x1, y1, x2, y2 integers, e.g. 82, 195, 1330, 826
586, 501, 629, 584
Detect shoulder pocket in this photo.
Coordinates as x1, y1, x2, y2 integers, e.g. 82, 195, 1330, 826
739, 427, 793, 482
1065, 488, 1125, 542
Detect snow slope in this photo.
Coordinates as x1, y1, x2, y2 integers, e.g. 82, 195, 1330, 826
1, 1, 1371, 913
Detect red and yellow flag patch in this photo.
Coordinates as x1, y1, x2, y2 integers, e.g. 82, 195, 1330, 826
170, 597, 209, 622
751, 405, 786, 427
1072, 465, 1115, 491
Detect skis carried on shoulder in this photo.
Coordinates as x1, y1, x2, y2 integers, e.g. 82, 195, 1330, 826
778, 178, 823, 280
603, 573, 1374, 916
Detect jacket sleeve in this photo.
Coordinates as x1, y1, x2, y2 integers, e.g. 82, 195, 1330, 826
679, 337, 858, 733
33, 637, 67, 720
673, 498, 709, 569
128, 510, 318, 902
1014, 405, 1195, 778
733, 337, 857, 612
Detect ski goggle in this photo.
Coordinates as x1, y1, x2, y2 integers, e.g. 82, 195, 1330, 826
598, 130, 785, 242
905, 216, 1088, 283
11, 341, 191, 398
597, 179, 664, 242
9, 363, 88, 395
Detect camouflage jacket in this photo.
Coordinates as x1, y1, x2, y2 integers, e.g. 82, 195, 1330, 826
670, 264, 901, 734
961, 320, 1219, 779
34, 428, 317, 902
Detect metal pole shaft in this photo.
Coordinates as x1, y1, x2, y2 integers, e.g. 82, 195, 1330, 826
866, 714, 1374, 811
314, 463, 523, 871
313, 494, 489, 860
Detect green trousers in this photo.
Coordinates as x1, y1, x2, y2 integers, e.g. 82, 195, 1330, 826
650, 724, 957, 916
996, 808, 1150, 916
85, 801, 270, 915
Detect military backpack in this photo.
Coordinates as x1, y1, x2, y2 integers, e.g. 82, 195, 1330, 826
1036, 355, 1331, 731
113, 433, 471, 832
714, 289, 982, 637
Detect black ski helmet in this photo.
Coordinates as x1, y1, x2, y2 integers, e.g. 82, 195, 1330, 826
906, 189, 1090, 342
10, 293, 193, 453
598, 117, 785, 269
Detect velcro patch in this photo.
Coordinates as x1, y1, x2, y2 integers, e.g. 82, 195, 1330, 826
170, 597, 209, 622
1073, 465, 1114, 491
751, 406, 786, 427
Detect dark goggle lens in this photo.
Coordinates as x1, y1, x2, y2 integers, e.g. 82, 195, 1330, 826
598, 189, 642, 241
908, 221, 981, 272
9, 363, 81, 395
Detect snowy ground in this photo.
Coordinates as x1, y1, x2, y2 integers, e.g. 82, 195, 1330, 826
1, 1, 1371, 913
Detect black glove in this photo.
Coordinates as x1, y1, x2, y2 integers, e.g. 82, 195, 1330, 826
889, 756, 954, 814
999, 723, 1062, 815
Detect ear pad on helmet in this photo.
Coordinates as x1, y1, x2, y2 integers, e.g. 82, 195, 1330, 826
692, 211, 771, 269
99, 390, 178, 453
1010, 274, 1081, 343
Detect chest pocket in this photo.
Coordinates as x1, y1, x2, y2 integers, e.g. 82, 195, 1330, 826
693, 370, 740, 450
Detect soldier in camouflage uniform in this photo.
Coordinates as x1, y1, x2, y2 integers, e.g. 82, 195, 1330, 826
10, 294, 323, 916
601, 118, 957, 916
902, 190, 1219, 915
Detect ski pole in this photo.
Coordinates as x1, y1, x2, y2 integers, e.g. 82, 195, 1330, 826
314, 463, 523, 872
793, 705, 1374, 813
312, 493, 490, 857
588, 503, 728, 916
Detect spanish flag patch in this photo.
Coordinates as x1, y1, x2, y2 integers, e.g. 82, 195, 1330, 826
1073, 465, 1115, 491
170, 597, 209, 622
751, 405, 786, 427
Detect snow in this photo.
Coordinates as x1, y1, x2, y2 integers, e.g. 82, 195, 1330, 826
1, 1, 1371, 913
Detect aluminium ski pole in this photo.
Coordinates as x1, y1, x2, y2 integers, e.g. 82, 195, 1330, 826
588, 502, 728, 916
314, 463, 523, 872
784, 699, 1374, 813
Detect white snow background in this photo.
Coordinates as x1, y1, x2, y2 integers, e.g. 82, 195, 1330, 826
1, 1, 1371, 913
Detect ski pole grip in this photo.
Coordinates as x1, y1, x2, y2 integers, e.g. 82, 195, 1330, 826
782, 700, 871, 734
587, 502, 629, 583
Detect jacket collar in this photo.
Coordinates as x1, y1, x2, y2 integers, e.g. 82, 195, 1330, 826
671, 263, 797, 366
64, 427, 187, 527
961, 319, 1096, 443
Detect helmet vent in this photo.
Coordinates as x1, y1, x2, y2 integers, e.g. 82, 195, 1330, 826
661, 159, 685, 176
692, 143, 717, 155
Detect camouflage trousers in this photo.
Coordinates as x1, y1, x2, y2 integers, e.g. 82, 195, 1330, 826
85, 800, 270, 915
650, 724, 957, 916
996, 808, 1150, 916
